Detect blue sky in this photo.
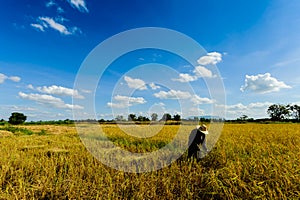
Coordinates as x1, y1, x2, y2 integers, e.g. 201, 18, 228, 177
1, 0, 300, 121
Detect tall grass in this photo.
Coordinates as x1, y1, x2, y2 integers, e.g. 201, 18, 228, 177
0, 124, 299, 199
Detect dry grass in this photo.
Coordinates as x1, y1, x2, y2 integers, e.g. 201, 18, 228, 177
0, 123, 299, 199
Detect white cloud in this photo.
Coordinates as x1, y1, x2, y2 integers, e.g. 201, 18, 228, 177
9, 105, 37, 111
27, 84, 34, 90
114, 95, 146, 104
30, 24, 45, 32
34, 17, 81, 35
191, 95, 214, 105
149, 82, 160, 90
172, 52, 222, 82
193, 66, 215, 78
240, 73, 291, 93
218, 103, 247, 110
67, 0, 89, 13
154, 90, 191, 99
216, 101, 273, 119
39, 17, 72, 35
172, 73, 198, 82
18, 92, 83, 110
1, 104, 32, 113
0, 73, 7, 84
248, 102, 273, 109
107, 102, 129, 109
36, 85, 84, 99
80, 89, 92, 94
8, 76, 21, 82
186, 107, 205, 117
124, 76, 147, 90
107, 95, 147, 109
0, 73, 21, 84
197, 52, 222, 65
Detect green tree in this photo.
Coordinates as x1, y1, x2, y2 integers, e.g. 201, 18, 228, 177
267, 104, 290, 121
137, 115, 150, 121
290, 104, 300, 121
0, 119, 6, 125
161, 113, 172, 121
8, 112, 27, 125
173, 114, 181, 121
128, 114, 137, 121
115, 115, 124, 121
237, 115, 248, 121
151, 113, 158, 121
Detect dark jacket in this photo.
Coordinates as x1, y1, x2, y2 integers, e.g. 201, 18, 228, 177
187, 128, 205, 159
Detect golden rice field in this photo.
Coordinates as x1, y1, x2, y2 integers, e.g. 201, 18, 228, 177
0, 123, 299, 199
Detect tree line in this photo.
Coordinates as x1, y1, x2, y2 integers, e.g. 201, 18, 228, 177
233, 103, 300, 122
114, 113, 181, 122
0, 112, 182, 125
0, 112, 74, 125
267, 104, 300, 121
1, 104, 300, 125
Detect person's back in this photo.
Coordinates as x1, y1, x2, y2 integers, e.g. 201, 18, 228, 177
187, 125, 208, 160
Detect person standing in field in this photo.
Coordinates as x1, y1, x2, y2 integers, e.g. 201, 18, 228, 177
187, 124, 209, 161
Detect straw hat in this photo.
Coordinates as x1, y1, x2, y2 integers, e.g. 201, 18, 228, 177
197, 124, 209, 134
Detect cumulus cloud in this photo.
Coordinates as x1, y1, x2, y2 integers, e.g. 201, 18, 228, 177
219, 103, 247, 110
216, 101, 273, 119
149, 82, 160, 90
124, 76, 147, 90
172, 52, 222, 82
154, 90, 191, 99
193, 66, 215, 78
240, 73, 291, 93
0, 73, 7, 84
107, 95, 147, 108
67, 0, 89, 13
0, 73, 21, 84
27, 84, 34, 90
114, 95, 146, 104
8, 76, 21, 82
191, 95, 214, 105
107, 102, 128, 109
172, 73, 198, 82
197, 52, 222, 65
36, 85, 84, 99
18, 92, 83, 110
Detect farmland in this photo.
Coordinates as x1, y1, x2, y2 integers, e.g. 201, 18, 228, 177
0, 123, 299, 199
